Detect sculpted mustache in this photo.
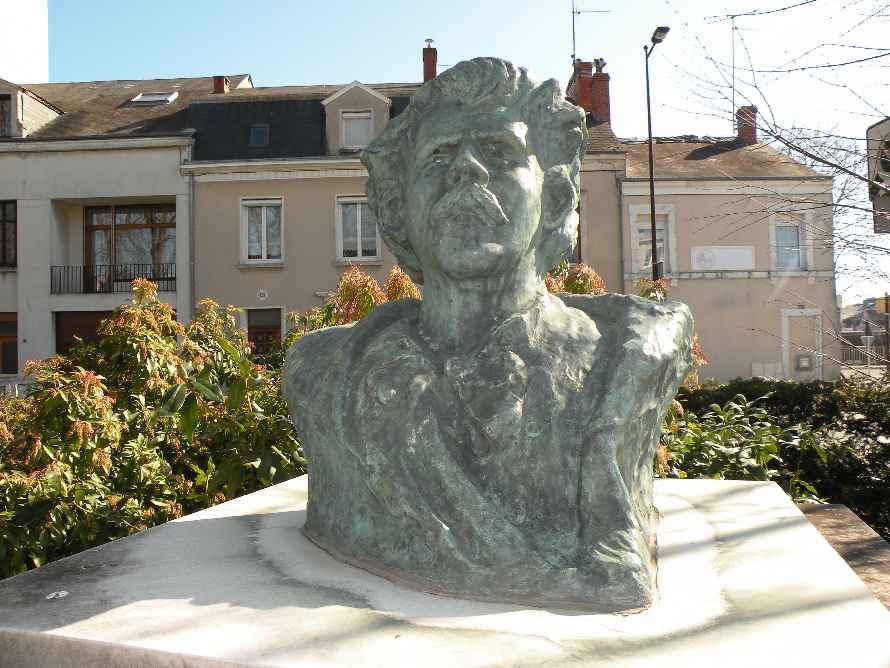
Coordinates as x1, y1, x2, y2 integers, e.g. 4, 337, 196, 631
430, 185, 511, 227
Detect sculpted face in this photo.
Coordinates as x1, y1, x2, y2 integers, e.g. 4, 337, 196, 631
404, 105, 545, 280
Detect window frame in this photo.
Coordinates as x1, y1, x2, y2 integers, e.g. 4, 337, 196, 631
339, 109, 373, 151
240, 197, 285, 265
84, 203, 176, 267
248, 123, 270, 148
0, 201, 16, 268
628, 203, 677, 275
769, 209, 812, 272
0, 94, 11, 138
335, 195, 381, 263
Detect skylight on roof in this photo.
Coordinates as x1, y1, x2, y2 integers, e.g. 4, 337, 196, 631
130, 91, 179, 105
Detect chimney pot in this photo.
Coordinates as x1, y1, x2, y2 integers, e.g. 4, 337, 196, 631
423, 40, 438, 82
212, 75, 230, 95
737, 105, 758, 145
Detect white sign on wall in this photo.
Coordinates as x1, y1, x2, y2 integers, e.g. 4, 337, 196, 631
691, 246, 755, 271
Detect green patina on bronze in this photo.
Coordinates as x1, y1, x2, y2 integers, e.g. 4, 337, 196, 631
283, 58, 693, 611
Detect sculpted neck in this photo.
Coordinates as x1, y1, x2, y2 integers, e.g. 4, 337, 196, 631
418, 267, 547, 355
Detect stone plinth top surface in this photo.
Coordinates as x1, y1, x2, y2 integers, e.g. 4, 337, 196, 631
1, 476, 889, 667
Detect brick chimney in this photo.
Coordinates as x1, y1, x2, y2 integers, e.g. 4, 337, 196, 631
737, 105, 758, 145
591, 58, 610, 124
423, 39, 437, 82
212, 75, 230, 95
572, 60, 593, 114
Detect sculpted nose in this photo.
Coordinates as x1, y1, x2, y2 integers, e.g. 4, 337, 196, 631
447, 145, 489, 188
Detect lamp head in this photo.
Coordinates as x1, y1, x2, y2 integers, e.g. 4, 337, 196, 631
651, 26, 670, 44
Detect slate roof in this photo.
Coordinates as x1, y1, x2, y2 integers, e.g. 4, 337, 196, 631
205, 82, 421, 102
188, 83, 417, 161
622, 138, 823, 179
585, 119, 621, 152
16, 74, 251, 139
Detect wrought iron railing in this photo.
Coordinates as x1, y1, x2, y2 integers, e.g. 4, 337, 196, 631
50, 263, 176, 295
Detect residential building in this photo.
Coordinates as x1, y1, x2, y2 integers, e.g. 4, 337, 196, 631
568, 60, 839, 381
184, 80, 417, 350
0, 44, 841, 382
0, 73, 252, 381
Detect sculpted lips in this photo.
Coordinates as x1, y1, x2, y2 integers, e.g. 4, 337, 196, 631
430, 184, 511, 228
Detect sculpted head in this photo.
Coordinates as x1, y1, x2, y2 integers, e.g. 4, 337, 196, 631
362, 58, 588, 284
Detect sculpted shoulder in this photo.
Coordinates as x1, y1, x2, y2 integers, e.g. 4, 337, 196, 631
560, 293, 692, 355
283, 300, 421, 394
559, 292, 694, 399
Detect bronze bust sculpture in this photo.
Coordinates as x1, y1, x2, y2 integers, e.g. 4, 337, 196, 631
284, 58, 693, 611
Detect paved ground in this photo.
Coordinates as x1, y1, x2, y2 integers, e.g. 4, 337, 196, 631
800, 503, 890, 610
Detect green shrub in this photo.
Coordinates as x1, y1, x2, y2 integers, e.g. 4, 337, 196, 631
678, 377, 832, 427
676, 376, 890, 539
661, 394, 824, 502
0, 279, 303, 579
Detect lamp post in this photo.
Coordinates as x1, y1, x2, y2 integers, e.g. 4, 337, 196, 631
644, 26, 670, 281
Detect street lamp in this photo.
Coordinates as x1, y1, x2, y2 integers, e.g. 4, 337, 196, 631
644, 26, 669, 281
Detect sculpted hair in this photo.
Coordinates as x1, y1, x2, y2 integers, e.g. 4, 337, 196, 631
361, 57, 588, 283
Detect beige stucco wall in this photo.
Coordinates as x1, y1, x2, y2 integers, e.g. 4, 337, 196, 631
20, 93, 58, 137
580, 155, 624, 291
0, 141, 192, 370
664, 277, 840, 382
618, 183, 839, 382
621, 190, 834, 275
324, 87, 391, 156
193, 171, 398, 319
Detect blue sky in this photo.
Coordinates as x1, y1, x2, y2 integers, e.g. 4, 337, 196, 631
48, 0, 716, 139
48, 0, 890, 301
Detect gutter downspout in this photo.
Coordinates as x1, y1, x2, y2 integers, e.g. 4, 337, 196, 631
189, 169, 196, 321
617, 174, 626, 295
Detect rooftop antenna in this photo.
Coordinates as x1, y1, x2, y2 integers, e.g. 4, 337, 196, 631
571, 0, 611, 63
705, 11, 753, 134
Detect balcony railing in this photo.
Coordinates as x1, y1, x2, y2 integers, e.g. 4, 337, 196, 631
50, 264, 176, 295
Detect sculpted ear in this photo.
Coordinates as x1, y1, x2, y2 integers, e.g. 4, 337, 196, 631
541, 166, 578, 231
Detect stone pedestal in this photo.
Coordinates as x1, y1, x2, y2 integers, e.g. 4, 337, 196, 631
1, 477, 889, 668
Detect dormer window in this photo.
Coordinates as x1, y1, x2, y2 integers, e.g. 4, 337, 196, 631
249, 124, 270, 148
0, 95, 11, 137
341, 110, 372, 151
129, 91, 179, 106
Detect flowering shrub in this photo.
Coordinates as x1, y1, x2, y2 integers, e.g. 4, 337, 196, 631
0, 280, 303, 579
544, 260, 607, 295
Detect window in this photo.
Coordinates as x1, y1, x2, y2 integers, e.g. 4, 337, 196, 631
247, 308, 282, 356
0, 313, 16, 375
631, 209, 671, 274
0, 201, 15, 268
337, 197, 379, 261
129, 91, 179, 105
0, 95, 10, 137
772, 212, 807, 271
241, 199, 283, 263
775, 224, 802, 269
84, 204, 175, 292
249, 124, 270, 148
341, 110, 372, 150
